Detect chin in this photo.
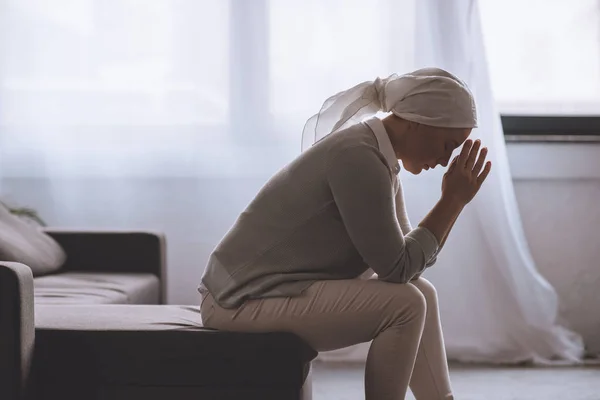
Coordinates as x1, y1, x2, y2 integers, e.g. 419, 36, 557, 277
401, 161, 426, 175
407, 166, 424, 175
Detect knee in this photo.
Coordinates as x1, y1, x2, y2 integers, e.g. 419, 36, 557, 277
373, 283, 427, 335
407, 283, 428, 317
410, 277, 438, 306
388, 283, 427, 321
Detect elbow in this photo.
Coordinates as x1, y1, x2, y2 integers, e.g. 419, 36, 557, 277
376, 256, 421, 284
378, 274, 411, 284
376, 266, 412, 284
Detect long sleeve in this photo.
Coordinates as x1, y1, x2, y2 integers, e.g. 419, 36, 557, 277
328, 146, 439, 284
394, 176, 413, 234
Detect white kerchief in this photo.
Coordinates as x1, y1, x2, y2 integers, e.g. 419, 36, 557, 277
301, 67, 477, 151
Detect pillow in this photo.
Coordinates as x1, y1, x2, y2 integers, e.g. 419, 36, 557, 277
0, 202, 66, 276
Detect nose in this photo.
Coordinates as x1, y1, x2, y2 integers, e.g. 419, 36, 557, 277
439, 156, 451, 168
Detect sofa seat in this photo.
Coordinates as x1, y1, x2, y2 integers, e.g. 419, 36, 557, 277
31, 305, 316, 400
34, 272, 160, 304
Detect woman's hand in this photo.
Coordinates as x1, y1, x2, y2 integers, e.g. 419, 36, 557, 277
441, 139, 492, 206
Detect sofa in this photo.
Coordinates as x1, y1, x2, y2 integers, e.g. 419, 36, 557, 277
0, 229, 166, 399
26, 229, 166, 305
1, 228, 316, 400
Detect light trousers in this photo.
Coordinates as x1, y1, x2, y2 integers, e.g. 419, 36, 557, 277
200, 277, 453, 400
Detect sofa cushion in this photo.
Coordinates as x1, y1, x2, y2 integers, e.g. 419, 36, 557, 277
32, 305, 317, 399
34, 272, 160, 304
0, 203, 65, 277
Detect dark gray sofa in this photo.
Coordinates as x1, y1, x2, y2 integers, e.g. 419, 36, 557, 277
33, 229, 166, 305
0, 229, 166, 400
1, 229, 316, 400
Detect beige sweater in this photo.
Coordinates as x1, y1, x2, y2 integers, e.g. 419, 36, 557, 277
200, 117, 439, 309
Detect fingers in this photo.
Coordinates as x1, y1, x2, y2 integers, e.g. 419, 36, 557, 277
472, 146, 488, 175
465, 140, 481, 170
447, 155, 459, 172
476, 161, 492, 186
458, 139, 473, 166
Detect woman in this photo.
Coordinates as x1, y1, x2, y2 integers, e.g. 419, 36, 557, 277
199, 67, 492, 400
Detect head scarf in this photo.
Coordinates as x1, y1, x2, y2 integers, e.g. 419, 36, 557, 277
301, 67, 477, 151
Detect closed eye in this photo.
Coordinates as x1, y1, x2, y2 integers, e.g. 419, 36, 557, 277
448, 141, 459, 151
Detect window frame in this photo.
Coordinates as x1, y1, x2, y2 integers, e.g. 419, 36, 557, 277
501, 115, 600, 143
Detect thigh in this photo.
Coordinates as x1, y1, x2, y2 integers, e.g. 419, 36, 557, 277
202, 279, 425, 352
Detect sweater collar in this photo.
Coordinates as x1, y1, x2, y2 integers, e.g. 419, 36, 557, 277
364, 117, 401, 175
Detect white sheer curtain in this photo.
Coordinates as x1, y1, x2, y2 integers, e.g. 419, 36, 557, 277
0, 0, 583, 364
415, 0, 584, 364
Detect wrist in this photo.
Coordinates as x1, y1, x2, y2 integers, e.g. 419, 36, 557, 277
439, 194, 465, 211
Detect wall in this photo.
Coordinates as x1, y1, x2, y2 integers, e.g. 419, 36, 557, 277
508, 143, 600, 355
2, 142, 599, 353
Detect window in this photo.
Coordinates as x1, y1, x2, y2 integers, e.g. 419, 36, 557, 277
0, 0, 232, 177
268, 0, 401, 119
479, 0, 600, 141
2, 0, 229, 126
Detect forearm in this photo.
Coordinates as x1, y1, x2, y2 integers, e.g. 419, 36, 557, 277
418, 196, 464, 245
438, 209, 461, 249
414, 209, 459, 277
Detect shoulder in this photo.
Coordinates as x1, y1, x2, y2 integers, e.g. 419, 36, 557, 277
325, 123, 382, 162
326, 143, 392, 187
304, 123, 392, 183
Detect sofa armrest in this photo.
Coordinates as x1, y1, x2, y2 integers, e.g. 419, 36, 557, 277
43, 229, 167, 303
0, 262, 35, 400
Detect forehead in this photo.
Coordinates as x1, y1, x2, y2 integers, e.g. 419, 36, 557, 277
427, 126, 471, 140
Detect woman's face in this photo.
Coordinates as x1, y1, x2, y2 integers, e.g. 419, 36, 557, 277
402, 124, 472, 175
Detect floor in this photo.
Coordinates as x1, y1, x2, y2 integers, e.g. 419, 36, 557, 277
312, 361, 600, 400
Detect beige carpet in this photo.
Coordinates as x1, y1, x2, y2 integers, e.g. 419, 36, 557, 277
312, 361, 600, 400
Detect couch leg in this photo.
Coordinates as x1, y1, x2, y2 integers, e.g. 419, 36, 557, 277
300, 362, 313, 400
